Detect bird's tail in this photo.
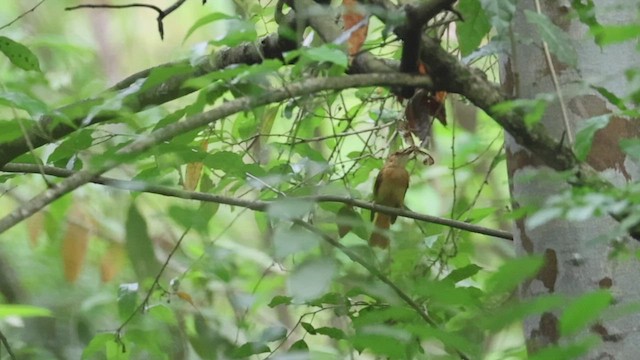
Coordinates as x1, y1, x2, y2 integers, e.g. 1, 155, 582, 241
369, 213, 391, 248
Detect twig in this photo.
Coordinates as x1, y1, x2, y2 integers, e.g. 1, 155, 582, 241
1, 163, 513, 241
115, 227, 191, 346
534, 0, 573, 146
65, 0, 190, 39
0, 0, 47, 31
295, 221, 470, 360
0, 329, 16, 360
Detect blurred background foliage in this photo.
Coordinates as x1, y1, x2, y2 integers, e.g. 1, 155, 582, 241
0, 1, 521, 359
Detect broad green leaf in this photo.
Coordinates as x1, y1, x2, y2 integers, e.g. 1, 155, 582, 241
301, 322, 316, 334
560, 290, 612, 336
267, 198, 314, 220
528, 338, 598, 360
117, 283, 139, 322
594, 24, 640, 45
574, 115, 610, 161
0, 91, 48, 115
141, 63, 193, 92
620, 138, 640, 161
47, 129, 93, 167
260, 326, 287, 342
414, 280, 482, 308
0, 304, 52, 318
480, 295, 565, 331
302, 45, 348, 68
457, 0, 491, 56
125, 203, 161, 281
231, 341, 270, 358
0, 36, 40, 71
479, 0, 516, 31
592, 86, 628, 111
485, 256, 543, 295
210, 19, 257, 47
273, 224, 320, 259
353, 325, 411, 358
149, 304, 177, 325
288, 258, 336, 301
315, 326, 346, 340
268, 295, 292, 307
525, 10, 577, 66
168, 205, 211, 234
0, 119, 26, 142
289, 339, 309, 351
443, 264, 483, 284
82, 333, 114, 359
184, 12, 236, 42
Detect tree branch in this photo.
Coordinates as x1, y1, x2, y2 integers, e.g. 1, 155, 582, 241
0, 73, 433, 234
0, 0, 47, 31
1, 163, 512, 241
65, 0, 191, 39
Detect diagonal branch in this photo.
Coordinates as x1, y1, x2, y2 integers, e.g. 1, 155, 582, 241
1, 163, 512, 240
0, 73, 433, 234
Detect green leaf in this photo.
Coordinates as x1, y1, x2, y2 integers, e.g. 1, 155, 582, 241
273, 224, 320, 259
141, 63, 193, 92
260, 326, 287, 342
82, 333, 114, 359
268, 295, 292, 307
457, 0, 491, 56
574, 115, 610, 161
0, 91, 48, 115
485, 256, 543, 295
0, 36, 40, 71
125, 203, 161, 281
168, 205, 211, 234
0, 119, 26, 142
315, 326, 346, 340
353, 326, 411, 358
117, 283, 139, 322
288, 258, 337, 301
184, 12, 236, 42
301, 322, 316, 334
267, 198, 314, 220
620, 138, 640, 161
479, 0, 516, 31
443, 264, 483, 284
0, 304, 52, 318
560, 290, 612, 336
210, 19, 257, 47
289, 339, 309, 351
480, 295, 565, 331
525, 11, 577, 66
149, 304, 177, 325
302, 45, 348, 68
594, 24, 640, 45
231, 342, 270, 358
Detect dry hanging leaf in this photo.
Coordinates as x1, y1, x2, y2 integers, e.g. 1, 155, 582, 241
177, 291, 197, 308
342, 0, 369, 56
26, 211, 44, 247
184, 139, 208, 191
62, 222, 89, 283
100, 243, 125, 282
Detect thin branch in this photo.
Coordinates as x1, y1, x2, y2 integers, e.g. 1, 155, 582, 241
1, 163, 513, 241
0, 329, 16, 360
0, 73, 433, 235
0, 0, 47, 31
65, 0, 189, 39
295, 220, 470, 360
115, 227, 191, 345
534, 0, 573, 146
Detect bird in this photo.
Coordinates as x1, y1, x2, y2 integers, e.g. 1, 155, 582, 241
369, 148, 413, 248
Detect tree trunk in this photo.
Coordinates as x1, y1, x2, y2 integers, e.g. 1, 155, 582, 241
504, 0, 640, 357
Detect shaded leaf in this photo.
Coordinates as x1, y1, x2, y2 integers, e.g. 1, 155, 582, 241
231, 342, 270, 358
560, 290, 612, 336
117, 283, 139, 321
273, 224, 320, 259
525, 10, 577, 66
288, 258, 337, 301
261, 326, 287, 342
62, 210, 90, 283
0, 36, 40, 71
100, 243, 125, 283
268, 295, 292, 307
125, 203, 160, 281
184, 13, 236, 42
185, 139, 208, 191
575, 115, 610, 161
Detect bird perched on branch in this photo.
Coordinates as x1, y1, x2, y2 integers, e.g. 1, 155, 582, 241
369, 148, 413, 248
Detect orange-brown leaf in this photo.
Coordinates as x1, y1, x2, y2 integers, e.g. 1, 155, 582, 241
342, 0, 369, 56
62, 222, 89, 283
177, 291, 196, 307
184, 139, 208, 191
26, 211, 44, 247
100, 243, 125, 283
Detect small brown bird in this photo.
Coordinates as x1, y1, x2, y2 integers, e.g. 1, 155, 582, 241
369, 148, 412, 248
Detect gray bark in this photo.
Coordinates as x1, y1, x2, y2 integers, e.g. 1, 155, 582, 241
505, 0, 640, 358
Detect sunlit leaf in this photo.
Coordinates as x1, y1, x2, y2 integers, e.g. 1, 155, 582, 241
268, 295, 292, 307
485, 256, 543, 295
0, 304, 52, 318
560, 290, 612, 336
288, 258, 337, 301
149, 304, 178, 325
457, 0, 491, 56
